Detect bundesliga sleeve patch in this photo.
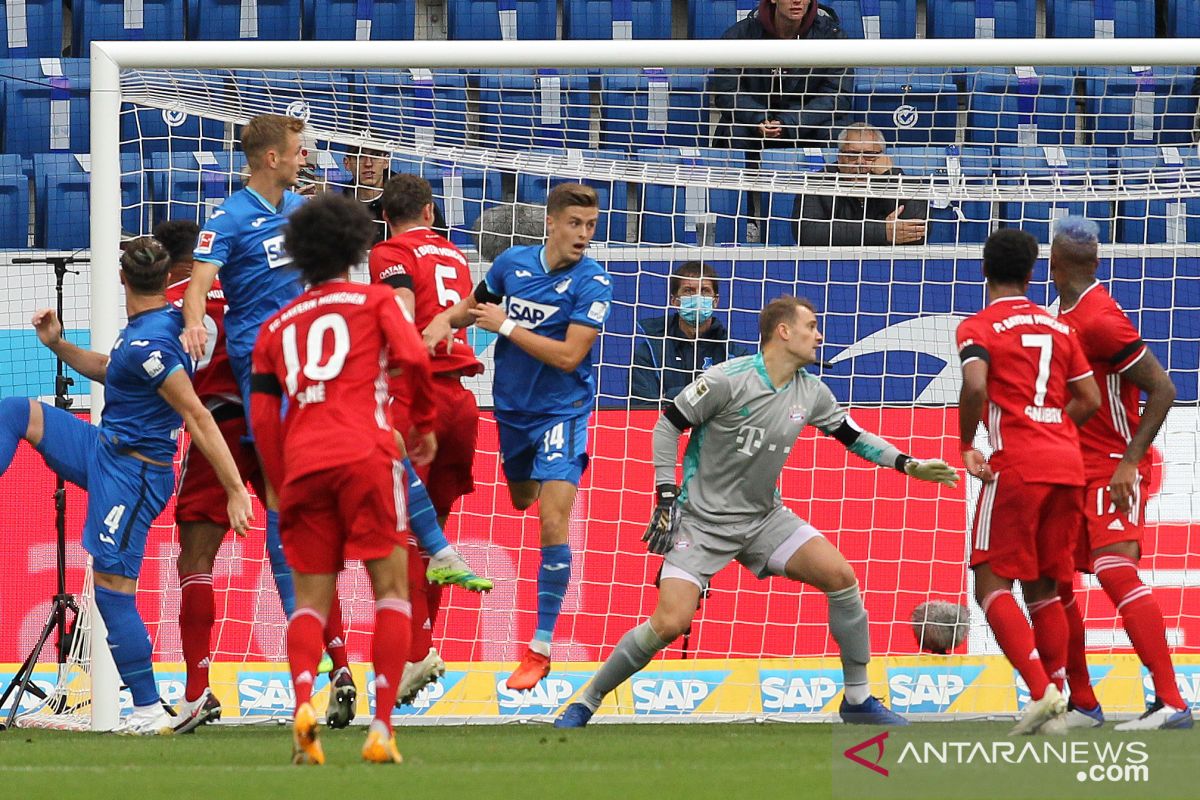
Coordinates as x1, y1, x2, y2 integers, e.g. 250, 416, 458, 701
683, 377, 709, 407
586, 300, 609, 324
195, 230, 216, 255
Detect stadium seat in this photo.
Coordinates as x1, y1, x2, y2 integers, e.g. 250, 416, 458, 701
33, 153, 148, 249
563, 0, 672, 40
852, 68, 959, 144
188, 0, 302, 40
0, 0, 62, 58
448, 0, 558, 40
994, 146, 1113, 243
1166, 0, 1200, 37
477, 70, 592, 150
688, 0, 758, 39
515, 149, 630, 243
1080, 67, 1199, 146
120, 96, 227, 159
0, 156, 29, 247
758, 147, 829, 246
390, 153, 504, 249
925, 0, 1037, 38
0, 59, 90, 158
635, 148, 748, 245
150, 150, 245, 225
824, 1, 917, 39
362, 69, 470, 149
599, 69, 707, 152
229, 69, 358, 140
966, 67, 1076, 147
1112, 146, 1200, 244
1045, 0, 1154, 38
303, 0, 416, 40
74, 1, 186, 54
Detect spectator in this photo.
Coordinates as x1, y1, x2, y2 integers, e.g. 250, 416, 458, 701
794, 122, 928, 246
709, 1, 852, 152
631, 261, 753, 405
340, 142, 448, 243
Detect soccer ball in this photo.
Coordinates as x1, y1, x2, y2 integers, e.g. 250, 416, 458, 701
910, 601, 970, 654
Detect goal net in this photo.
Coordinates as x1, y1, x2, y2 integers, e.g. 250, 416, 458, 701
2, 39, 1198, 726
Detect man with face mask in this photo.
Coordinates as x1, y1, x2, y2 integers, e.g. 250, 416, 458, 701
631, 262, 753, 405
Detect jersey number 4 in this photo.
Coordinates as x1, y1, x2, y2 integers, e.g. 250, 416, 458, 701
281, 313, 350, 395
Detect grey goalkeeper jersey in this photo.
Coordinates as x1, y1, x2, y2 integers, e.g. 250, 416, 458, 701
663, 353, 850, 522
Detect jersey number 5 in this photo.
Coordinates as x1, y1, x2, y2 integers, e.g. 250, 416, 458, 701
434, 264, 463, 308
282, 313, 350, 395
1021, 333, 1053, 406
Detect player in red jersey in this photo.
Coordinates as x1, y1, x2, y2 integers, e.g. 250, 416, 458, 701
251, 194, 435, 765
1048, 217, 1192, 731
370, 174, 492, 705
156, 220, 355, 733
957, 228, 1100, 736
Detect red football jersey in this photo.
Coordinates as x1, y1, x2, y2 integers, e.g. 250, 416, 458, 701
251, 281, 435, 483
369, 227, 483, 376
1058, 281, 1149, 481
956, 296, 1094, 486
166, 277, 240, 405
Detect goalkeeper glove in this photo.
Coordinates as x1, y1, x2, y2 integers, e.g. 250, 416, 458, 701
904, 458, 959, 487
642, 484, 682, 555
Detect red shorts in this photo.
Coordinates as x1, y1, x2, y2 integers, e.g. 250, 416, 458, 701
278, 453, 406, 574
970, 470, 1082, 584
175, 409, 264, 528
1074, 471, 1149, 572
391, 375, 478, 517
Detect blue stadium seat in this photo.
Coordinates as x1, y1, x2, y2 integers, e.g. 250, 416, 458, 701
825, 1, 917, 39
0, 59, 90, 158
688, 0, 757, 39
1112, 146, 1200, 244
885, 146, 994, 243
150, 150, 244, 225
75, 1, 186, 54
303, 0, 415, 40
0, 0, 62, 58
448, 0, 558, 40
994, 146, 1113, 243
635, 148, 748, 245
229, 70, 358, 139
1081, 67, 1199, 146
563, 0, 672, 40
926, 0, 1036, 38
599, 69, 707, 152
0, 155, 29, 247
188, 0, 302, 40
515, 149, 630, 243
758, 148, 829, 246
34, 153, 149, 249
477, 70, 592, 150
1166, 0, 1200, 37
362, 70, 470, 149
966, 67, 1076, 147
852, 68, 958, 144
1045, 0, 1154, 38
390, 153, 504, 249
121, 98, 227, 159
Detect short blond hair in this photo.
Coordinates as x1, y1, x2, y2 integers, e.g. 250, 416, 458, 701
240, 114, 305, 166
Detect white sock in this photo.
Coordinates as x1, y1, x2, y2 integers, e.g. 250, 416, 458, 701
528, 638, 551, 657
843, 684, 871, 705
432, 545, 455, 561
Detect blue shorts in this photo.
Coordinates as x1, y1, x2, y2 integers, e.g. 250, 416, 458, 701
496, 411, 591, 485
35, 404, 174, 579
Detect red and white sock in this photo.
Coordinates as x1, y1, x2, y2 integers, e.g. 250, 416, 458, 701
1058, 582, 1099, 710
287, 608, 326, 710
324, 594, 350, 674
372, 598, 412, 731
179, 572, 214, 703
1095, 554, 1187, 711
1028, 595, 1068, 693
983, 589, 1050, 701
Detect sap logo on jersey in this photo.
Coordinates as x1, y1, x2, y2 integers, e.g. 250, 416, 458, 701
262, 235, 293, 269
506, 297, 559, 330
238, 671, 295, 716
393, 671, 465, 717
1143, 665, 1200, 710
887, 666, 984, 713
759, 669, 842, 713
631, 671, 729, 715
495, 673, 590, 715
1015, 666, 1113, 709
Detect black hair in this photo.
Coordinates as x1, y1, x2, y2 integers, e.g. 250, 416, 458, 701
151, 219, 200, 264
282, 194, 375, 285
120, 237, 171, 294
982, 228, 1038, 286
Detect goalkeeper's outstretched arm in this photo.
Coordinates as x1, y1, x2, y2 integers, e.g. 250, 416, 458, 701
822, 416, 959, 487
642, 404, 692, 555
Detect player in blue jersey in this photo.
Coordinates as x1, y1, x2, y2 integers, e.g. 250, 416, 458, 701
424, 183, 612, 689
0, 239, 252, 734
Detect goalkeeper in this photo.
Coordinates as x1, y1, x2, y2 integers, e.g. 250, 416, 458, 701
556, 296, 958, 728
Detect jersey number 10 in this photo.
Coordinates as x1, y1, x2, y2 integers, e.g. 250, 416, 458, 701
282, 313, 350, 396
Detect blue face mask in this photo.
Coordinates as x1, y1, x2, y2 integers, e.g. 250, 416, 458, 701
678, 295, 715, 326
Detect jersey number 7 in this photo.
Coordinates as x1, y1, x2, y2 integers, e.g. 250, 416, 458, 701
1021, 333, 1053, 407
